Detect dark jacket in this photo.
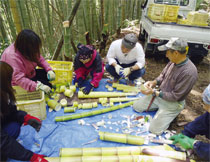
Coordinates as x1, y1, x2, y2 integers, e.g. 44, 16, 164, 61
74, 50, 104, 88
182, 112, 210, 161
0, 104, 33, 161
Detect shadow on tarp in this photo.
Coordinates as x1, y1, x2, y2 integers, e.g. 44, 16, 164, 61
9, 79, 159, 162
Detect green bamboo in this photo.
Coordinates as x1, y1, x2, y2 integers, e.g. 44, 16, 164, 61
46, 155, 189, 162
37, 0, 53, 56
100, 0, 104, 31
25, 0, 33, 29
0, 13, 8, 40
60, 146, 186, 160
9, 0, 22, 34
92, 0, 100, 40
75, 0, 85, 43
99, 131, 145, 145
78, 91, 136, 98
17, 0, 30, 29
55, 101, 134, 122
2, 0, 16, 41
120, 0, 126, 27
44, 0, 51, 35
52, 0, 81, 60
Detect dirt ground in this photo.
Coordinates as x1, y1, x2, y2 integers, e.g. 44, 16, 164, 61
143, 55, 210, 161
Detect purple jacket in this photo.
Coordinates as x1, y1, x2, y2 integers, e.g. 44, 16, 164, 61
1, 44, 52, 91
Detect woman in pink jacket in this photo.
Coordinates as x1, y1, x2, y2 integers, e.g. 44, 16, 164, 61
1, 29, 55, 94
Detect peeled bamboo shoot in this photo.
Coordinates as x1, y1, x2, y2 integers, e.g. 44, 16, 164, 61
55, 101, 134, 122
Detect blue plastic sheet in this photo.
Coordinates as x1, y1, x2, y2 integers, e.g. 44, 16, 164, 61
9, 79, 159, 162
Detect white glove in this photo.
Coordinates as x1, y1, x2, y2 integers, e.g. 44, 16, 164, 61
114, 64, 123, 75
47, 70, 56, 81
36, 81, 51, 94
122, 67, 131, 77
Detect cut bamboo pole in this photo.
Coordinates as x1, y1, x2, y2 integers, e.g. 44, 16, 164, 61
55, 101, 134, 122
99, 131, 145, 145
60, 146, 186, 161
45, 155, 191, 162
64, 107, 76, 113
78, 91, 136, 98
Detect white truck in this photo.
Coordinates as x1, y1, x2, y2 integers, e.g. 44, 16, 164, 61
139, 0, 210, 64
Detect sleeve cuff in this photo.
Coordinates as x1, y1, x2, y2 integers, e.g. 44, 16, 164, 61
156, 79, 161, 85
159, 91, 163, 98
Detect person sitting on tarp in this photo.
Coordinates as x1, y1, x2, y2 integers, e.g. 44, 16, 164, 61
106, 33, 145, 85
74, 43, 104, 94
170, 84, 210, 161
133, 38, 198, 135
0, 61, 48, 162
1, 29, 55, 94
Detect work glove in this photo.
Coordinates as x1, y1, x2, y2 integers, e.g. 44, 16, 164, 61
114, 64, 124, 78
169, 133, 195, 150
47, 70, 56, 81
77, 77, 85, 88
81, 80, 93, 95
36, 81, 51, 94
30, 153, 48, 162
24, 114, 41, 132
121, 67, 131, 77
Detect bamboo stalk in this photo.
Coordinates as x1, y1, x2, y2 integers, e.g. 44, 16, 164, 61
52, 0, 81, 60
55, 101, 134, 122
60, 146, 186, 161
18, 0, 30, 29
78, 91, 136, 98
99, 131, 145, 145
45, 155, 190, 162
9, 0, 22, 33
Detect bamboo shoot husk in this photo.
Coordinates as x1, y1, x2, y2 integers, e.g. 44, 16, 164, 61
55, 101, 134, 122
45, 155, 191, 162
78, 91, 136, 98
99, 132, 144, 145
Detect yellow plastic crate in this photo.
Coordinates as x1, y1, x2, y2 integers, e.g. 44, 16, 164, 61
47, 60, 73, 85
187, 11, 209, 27
177, 18, 188, 25
13, 86, 46, 120
164, 5, 179, 22
147, 4, 165, 22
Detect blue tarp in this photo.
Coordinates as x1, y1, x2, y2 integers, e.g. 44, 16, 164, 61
9, 79, 159, 162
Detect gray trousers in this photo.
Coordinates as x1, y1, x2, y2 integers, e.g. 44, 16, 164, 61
133, 95, 185, 135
